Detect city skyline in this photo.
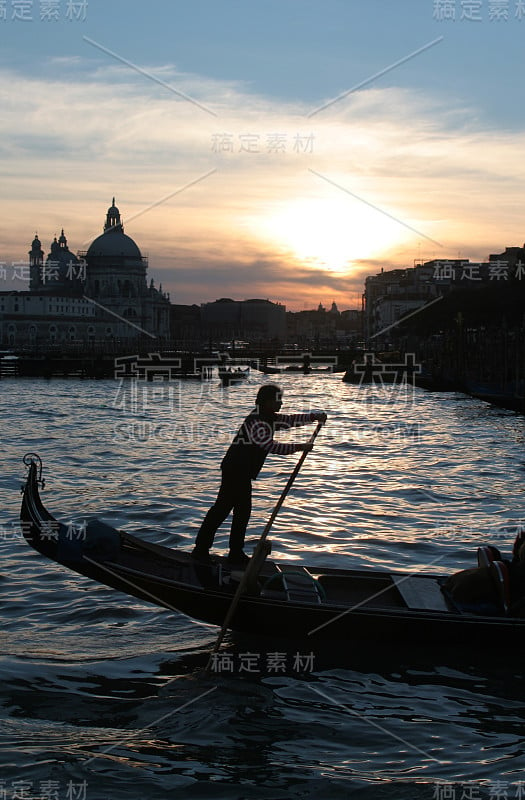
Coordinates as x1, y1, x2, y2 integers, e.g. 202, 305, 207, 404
1, 1, 524, 310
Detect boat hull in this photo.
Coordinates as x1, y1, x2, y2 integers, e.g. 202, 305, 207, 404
19, 456, 525, 649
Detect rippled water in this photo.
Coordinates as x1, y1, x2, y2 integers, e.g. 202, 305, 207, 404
1, 374, 525, 799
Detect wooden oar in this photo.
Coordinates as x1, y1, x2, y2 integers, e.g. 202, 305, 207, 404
205, 418, 325, 670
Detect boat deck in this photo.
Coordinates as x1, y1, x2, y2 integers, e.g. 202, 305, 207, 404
315, 573, 406, 609
116, 536, 451, 612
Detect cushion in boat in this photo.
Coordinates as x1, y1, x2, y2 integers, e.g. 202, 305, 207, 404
477, 545, 502, 568
444, 560, 511, 616
444, 566, 498, 606
489, 560, 510, 614
512, 529, 525, 562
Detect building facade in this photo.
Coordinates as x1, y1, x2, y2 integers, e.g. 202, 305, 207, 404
0, 199, 171, 348
200, 298, 286, 343
364, 250, 525, 341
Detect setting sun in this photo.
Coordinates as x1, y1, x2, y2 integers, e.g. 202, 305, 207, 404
254, 195, 413, 273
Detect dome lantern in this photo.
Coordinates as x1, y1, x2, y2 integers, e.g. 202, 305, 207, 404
104, 197, 122, 232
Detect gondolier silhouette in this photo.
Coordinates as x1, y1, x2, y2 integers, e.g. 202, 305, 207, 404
192, 383, 327, 566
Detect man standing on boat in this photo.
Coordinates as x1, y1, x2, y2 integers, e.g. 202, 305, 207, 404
192, 383, 327, 566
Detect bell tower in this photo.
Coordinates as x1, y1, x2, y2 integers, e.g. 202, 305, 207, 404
29, 233, 44, 290
104, 198, 123, 232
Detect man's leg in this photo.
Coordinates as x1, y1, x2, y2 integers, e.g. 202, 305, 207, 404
193, 474, 237, 554
228, 476, 252, 557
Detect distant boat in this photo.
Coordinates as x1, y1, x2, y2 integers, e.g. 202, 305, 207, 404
218, 367, 250, 386
0, 353, 20, 378
259, 364, 284, 375
342, 354, 419, 385
260, 364, 333, 376
464, 380, 525, 413
173, 366, 214, 381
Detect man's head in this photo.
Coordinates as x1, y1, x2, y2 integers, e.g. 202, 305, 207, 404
255, 383, 282, 413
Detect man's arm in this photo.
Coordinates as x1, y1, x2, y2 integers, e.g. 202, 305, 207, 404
275, 411, 327, 429
245, 412, 326, 455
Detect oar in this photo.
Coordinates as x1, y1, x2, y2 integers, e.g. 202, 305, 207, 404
205, 418, 325, 671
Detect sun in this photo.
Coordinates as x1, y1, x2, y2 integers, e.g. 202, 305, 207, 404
255, 196, 414, 272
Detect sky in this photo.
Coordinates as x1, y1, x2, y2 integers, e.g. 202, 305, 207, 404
1, 0, 525, 310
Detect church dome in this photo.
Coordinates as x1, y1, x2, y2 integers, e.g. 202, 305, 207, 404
86, 228, 142, 260
86, 198, 143, 261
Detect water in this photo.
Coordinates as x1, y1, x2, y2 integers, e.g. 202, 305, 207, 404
1, 374, 525, 799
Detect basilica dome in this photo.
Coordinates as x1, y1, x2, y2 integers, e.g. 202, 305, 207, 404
86, 229, 142, 260
86, 199, 143, 262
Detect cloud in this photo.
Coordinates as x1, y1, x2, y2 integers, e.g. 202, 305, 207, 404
153, 253, 366, 309
1, 60, 525, 309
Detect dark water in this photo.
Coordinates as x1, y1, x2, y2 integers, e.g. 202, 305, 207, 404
1, 374, 525, 799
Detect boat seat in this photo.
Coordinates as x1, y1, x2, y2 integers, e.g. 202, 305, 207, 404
260, 566, 325, 604
227, 540, 274, 592
391, 575, 450, 612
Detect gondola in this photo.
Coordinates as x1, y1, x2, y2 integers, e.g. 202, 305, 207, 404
218, 367, 249, 386
19, 454, 525, 648
259, 365, 332, 376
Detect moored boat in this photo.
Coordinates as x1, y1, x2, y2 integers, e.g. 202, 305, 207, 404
464, 379, 525, 414
218, 367, 250, 386
260, 364, 332, 376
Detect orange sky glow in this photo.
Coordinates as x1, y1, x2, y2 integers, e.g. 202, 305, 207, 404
2, 68, 524, 311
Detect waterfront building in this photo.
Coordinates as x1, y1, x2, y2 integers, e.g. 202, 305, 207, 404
0, 292, 97, 348
363, 264, 439, 340
80, 199, 170, 342
29, 229, 84, 294
489, 243, 525, 270
0, 199, 170, 348
364, 247, 525, 341
284, 303, 362, 348
363, 259, 496, 340
200, 298, 286, 343
286, 305, 337, 346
